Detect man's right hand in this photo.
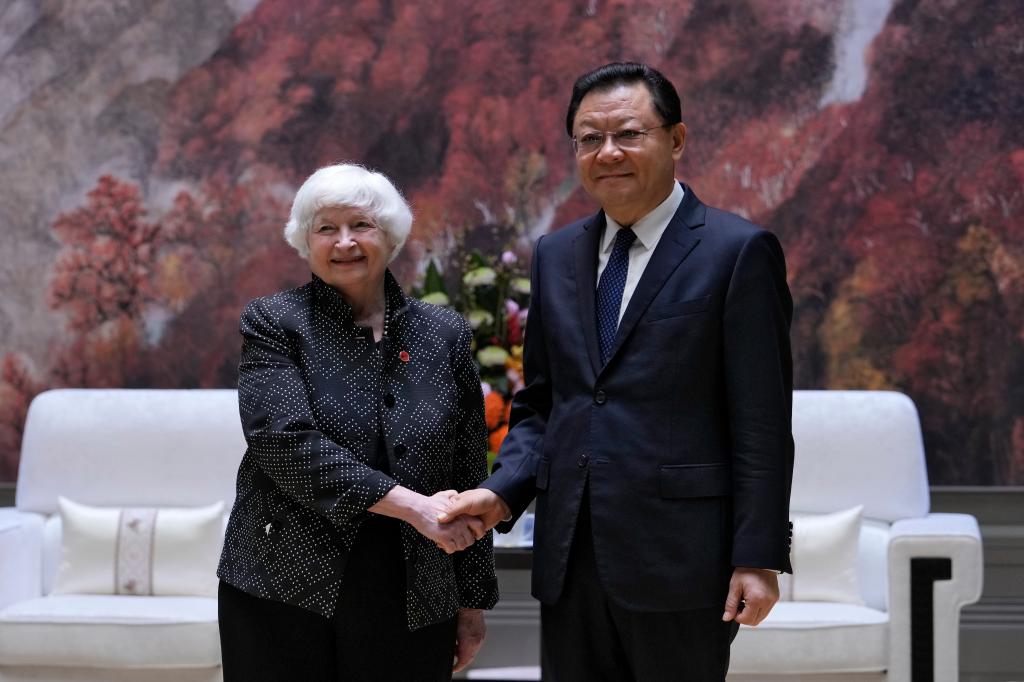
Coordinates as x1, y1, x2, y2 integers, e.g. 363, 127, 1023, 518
408, 490, 485, 554
437, 489, 511, 532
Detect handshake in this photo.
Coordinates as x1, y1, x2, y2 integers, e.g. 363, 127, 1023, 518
415, 489, 511, 554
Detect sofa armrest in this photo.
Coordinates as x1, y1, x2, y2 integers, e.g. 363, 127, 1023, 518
887, 513, 983, 682
0, 509, 45, 610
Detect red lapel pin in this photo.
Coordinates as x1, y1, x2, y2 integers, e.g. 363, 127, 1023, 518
399, 350, 410, 363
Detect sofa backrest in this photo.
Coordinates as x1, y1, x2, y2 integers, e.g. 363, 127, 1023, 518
16, 389, 245, 515
19, 388, 927, 521
791, 390, 930, 522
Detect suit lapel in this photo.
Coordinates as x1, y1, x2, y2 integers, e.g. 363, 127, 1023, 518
572, 211, 605, 377
604, 185, 706, 365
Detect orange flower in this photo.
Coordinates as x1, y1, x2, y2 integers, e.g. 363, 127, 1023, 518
484, 391, 506, 430
488, 424, 509, 453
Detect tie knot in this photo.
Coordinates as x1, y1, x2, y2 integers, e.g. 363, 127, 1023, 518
612, 227, 637, 253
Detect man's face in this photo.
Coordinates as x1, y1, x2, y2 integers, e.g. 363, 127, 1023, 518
572, 82, 686, 225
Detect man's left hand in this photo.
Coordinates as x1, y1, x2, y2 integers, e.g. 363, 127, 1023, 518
722, 567, 779, 626
453, 608, 486, 672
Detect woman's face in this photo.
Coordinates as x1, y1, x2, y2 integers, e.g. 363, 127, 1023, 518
307, 205, 392, 295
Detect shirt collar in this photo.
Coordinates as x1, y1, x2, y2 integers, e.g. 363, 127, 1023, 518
601, 181, 686, 254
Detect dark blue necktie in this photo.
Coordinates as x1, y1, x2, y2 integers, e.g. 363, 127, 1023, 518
596, 227, 637, 365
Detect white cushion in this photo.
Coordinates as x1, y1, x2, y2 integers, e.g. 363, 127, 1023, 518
53, 498, 223, 598
16, 389, 244, 515
42, 513, 231, 595
791, 391, 929, 522
730, 602, 888, 674
0, 595, 220, 667
783, 506, 863, 604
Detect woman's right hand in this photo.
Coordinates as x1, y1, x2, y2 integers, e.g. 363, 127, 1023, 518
369, 487, 485, 553
410, 490, 485, 554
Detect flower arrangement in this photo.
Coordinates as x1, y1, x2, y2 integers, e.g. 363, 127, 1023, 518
417, 248, 530, 470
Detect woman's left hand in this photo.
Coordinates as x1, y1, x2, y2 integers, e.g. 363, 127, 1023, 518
452, 608, 486, 672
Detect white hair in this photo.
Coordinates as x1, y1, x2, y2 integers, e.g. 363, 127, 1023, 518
283, 163, 413, 261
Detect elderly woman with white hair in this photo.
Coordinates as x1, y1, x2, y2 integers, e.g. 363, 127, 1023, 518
217, 164, 498, 681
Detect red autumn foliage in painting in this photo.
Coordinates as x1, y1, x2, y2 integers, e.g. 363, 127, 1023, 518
153, 0, 1024, 484
0, 354, 42, 481
1, 0, 1022, 483
48, 176, 162, 332
149, 174, 296, 388
36, 173, 294, 408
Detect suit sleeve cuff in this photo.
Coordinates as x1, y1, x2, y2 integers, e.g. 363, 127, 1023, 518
731, 521, 794, 573
480, 474, 531, 523
327, 470, 399, 526
458, 576, 500, 610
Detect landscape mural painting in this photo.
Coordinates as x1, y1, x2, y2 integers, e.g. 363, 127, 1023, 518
1, 0, 1021, 484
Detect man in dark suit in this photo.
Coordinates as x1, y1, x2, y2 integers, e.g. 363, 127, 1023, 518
440, 62, 793, 680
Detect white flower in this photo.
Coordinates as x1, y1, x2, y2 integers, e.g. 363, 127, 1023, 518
463, 267, 497, 287
420, 291, 450, 306
477, 345, 510, 367
466, 309, 494, 329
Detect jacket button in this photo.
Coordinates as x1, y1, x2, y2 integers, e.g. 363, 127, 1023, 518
383, 394, 396, 408
594, 390, 607, 405
577, 454, 589, 468
394, 444, 407, 457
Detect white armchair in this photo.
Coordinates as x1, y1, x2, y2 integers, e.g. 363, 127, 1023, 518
729, 390, 984, 681
0, 389, 244, 682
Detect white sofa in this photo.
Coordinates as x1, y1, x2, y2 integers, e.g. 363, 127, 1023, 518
468, 391, 983, 682
0, 389, 243, 682
0, 389, 983, 682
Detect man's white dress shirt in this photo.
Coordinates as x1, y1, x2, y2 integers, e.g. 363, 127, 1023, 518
596, 181, 686, 324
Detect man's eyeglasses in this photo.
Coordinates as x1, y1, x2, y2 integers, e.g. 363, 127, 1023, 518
571, 124, 672, 157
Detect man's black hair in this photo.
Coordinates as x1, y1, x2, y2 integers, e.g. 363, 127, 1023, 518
565, 62, 682, 136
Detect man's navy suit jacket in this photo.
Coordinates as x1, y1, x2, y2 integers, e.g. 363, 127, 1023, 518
483, 183, 794, 611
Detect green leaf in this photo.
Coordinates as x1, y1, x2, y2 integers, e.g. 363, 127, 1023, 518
423, 260, 447, 295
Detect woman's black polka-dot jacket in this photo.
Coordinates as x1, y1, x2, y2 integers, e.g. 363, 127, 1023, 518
217, 270, 499, 630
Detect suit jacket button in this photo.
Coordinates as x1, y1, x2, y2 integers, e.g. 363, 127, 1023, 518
394, 444, 407, 457
577, 454, 589, 468
594, 390, 607, 405
384, 394, 396, 408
